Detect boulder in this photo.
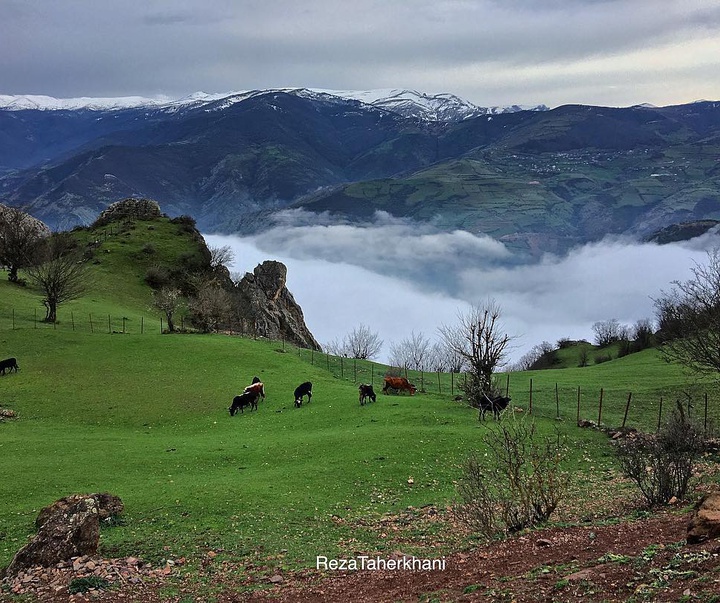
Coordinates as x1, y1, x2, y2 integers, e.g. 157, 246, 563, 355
92, 198, 162, 227
687, 491, 720, 544
4, 493, 123, 578
235, 261, 321, 350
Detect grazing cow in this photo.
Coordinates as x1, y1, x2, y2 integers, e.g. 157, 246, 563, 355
243, 377, 266, 401
478, 393, 511, 421
229, 391, 260, 416
358, 384, 377, 405
0, 357, 19, 375
382, 376, 417, 396
294, 381, 312, 407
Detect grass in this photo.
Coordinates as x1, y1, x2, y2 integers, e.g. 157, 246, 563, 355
1, 214, 718, 578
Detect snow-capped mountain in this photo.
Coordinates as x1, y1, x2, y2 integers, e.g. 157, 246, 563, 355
0, 89, 547, 122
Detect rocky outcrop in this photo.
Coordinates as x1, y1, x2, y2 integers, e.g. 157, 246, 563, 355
4, 493, 124, 578
92, 198, 162, 227
687, 491, 720, 544
235, 260, 321, 350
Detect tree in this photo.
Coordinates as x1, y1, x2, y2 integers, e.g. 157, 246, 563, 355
189, 285, 232, 332
152, 287, 182, 333
389, 331, 431, 370
24, 234, 89, 322
438, 300, 513, 402
343, 324, 383, 360
209, 245, 235, 270
654, 248, 720, 375
0, 205, 49, 283
591, 318, 628, 347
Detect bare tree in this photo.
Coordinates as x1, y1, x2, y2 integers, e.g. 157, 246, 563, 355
152, 287, 183, 332
511, 341, 555, 371
0, 205, 49, 283
209, 245, 235, 270
189, 285, 232, 332
591, 318, 628, 347
389, 331, 431, 370
24, 234, 89, 322
343, 324, 383, 360
438, 300, 513, 401
654, 248, 720, 375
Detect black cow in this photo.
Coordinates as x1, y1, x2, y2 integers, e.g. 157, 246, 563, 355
358, 384, 376, 405
0, 357, 19, 376
229, 391, 260, 416
478, 393, 511, 421
294, 381, 312, 407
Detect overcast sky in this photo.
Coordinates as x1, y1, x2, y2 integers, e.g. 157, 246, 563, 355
2, 0, 719, 108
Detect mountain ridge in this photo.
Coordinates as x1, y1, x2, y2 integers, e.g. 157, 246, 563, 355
1, 92, 718, 256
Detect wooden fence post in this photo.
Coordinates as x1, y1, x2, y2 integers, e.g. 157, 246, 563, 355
597, 388, 604, 426
141, 316, 144, 334
71, 312, 75, 331
505, 373, 510, 397
437, 371, 441, 395
621, 392, 632, 428
529, 378, 533, 414
451, 372, 454, 396
108, 314, 111, 334
555, 383, 560, 419
89, 313, 94, 333
576, 386, 581, 424
657, 396, 663, 432
705, 392, 709, 434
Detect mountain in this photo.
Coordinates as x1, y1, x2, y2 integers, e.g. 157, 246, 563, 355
0, 90, 718, 255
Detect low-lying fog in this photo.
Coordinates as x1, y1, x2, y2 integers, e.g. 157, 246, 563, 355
205, 212, 720, 364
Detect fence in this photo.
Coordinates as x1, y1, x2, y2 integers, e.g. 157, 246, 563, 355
295, 348, 719, 434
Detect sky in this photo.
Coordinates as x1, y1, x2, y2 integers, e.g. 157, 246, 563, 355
2, 0, 719, 108
205, 224, 720, 365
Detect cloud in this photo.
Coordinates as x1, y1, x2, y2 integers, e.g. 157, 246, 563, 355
1, 0, 718, 107
206, 222, 720, 364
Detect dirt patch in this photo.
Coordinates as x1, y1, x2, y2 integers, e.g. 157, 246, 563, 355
5, 510, 720, 603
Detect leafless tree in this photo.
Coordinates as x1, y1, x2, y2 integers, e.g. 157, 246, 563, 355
189, 285, 232, 332
511, 341, 555, 371
591, 318, 628, 347
343, 324, 383, 360
389, 331, 431, 370
209, 245, 235, 270
438, 300, 513, 400
654, 248, 720, 376
0, 205, 49, 283
24, 234, 89, 323
152, 287, 183, 333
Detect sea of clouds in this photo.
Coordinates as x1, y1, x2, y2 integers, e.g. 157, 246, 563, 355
205, 211, 720, 364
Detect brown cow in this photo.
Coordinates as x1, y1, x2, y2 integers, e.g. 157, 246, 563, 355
382, 376, 416, 396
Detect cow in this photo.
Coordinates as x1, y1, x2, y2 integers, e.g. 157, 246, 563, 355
382, 376, 417, 396
0, 357, 19, 375
243, 377, 266, 401
294, 381, 312, 407
229, 390, 260, 416
478, 393, 511, 421
358, 383, 377, 405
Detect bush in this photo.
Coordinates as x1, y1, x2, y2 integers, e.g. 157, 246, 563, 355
68, 576, 110, 594
144, 265, 170, 289
615, 404, 706, 506
456, 419, 568, 537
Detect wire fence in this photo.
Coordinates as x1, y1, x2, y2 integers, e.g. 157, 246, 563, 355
295, 348, 720, 434
5, 307, 718, 434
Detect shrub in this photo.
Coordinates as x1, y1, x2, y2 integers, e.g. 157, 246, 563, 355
141, 242, 156, 255
68, 576, 110, 594
144, 265, 170, 289
614, 404, 706, 506
456, 419, 568, 537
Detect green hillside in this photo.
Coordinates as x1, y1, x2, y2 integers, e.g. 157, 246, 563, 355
1, 216, 718, 582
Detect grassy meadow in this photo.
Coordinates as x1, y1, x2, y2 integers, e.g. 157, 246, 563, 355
1, 216, 718, 578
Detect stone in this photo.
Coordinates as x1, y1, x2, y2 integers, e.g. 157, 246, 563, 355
92, 198, 162, 227
235, 260, 321, 350
687, 491, 720, 544
4, 493, 123, 578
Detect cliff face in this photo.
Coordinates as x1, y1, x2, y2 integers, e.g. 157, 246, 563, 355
235, 260, 321, 350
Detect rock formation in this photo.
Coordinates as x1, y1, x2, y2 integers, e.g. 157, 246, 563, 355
4, 493, 123, 578
235, 260, 321, 350
92, 198, 162, 227
687, 491, 720, 544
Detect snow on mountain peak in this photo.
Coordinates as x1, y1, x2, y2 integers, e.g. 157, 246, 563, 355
0, 89, 547, 122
